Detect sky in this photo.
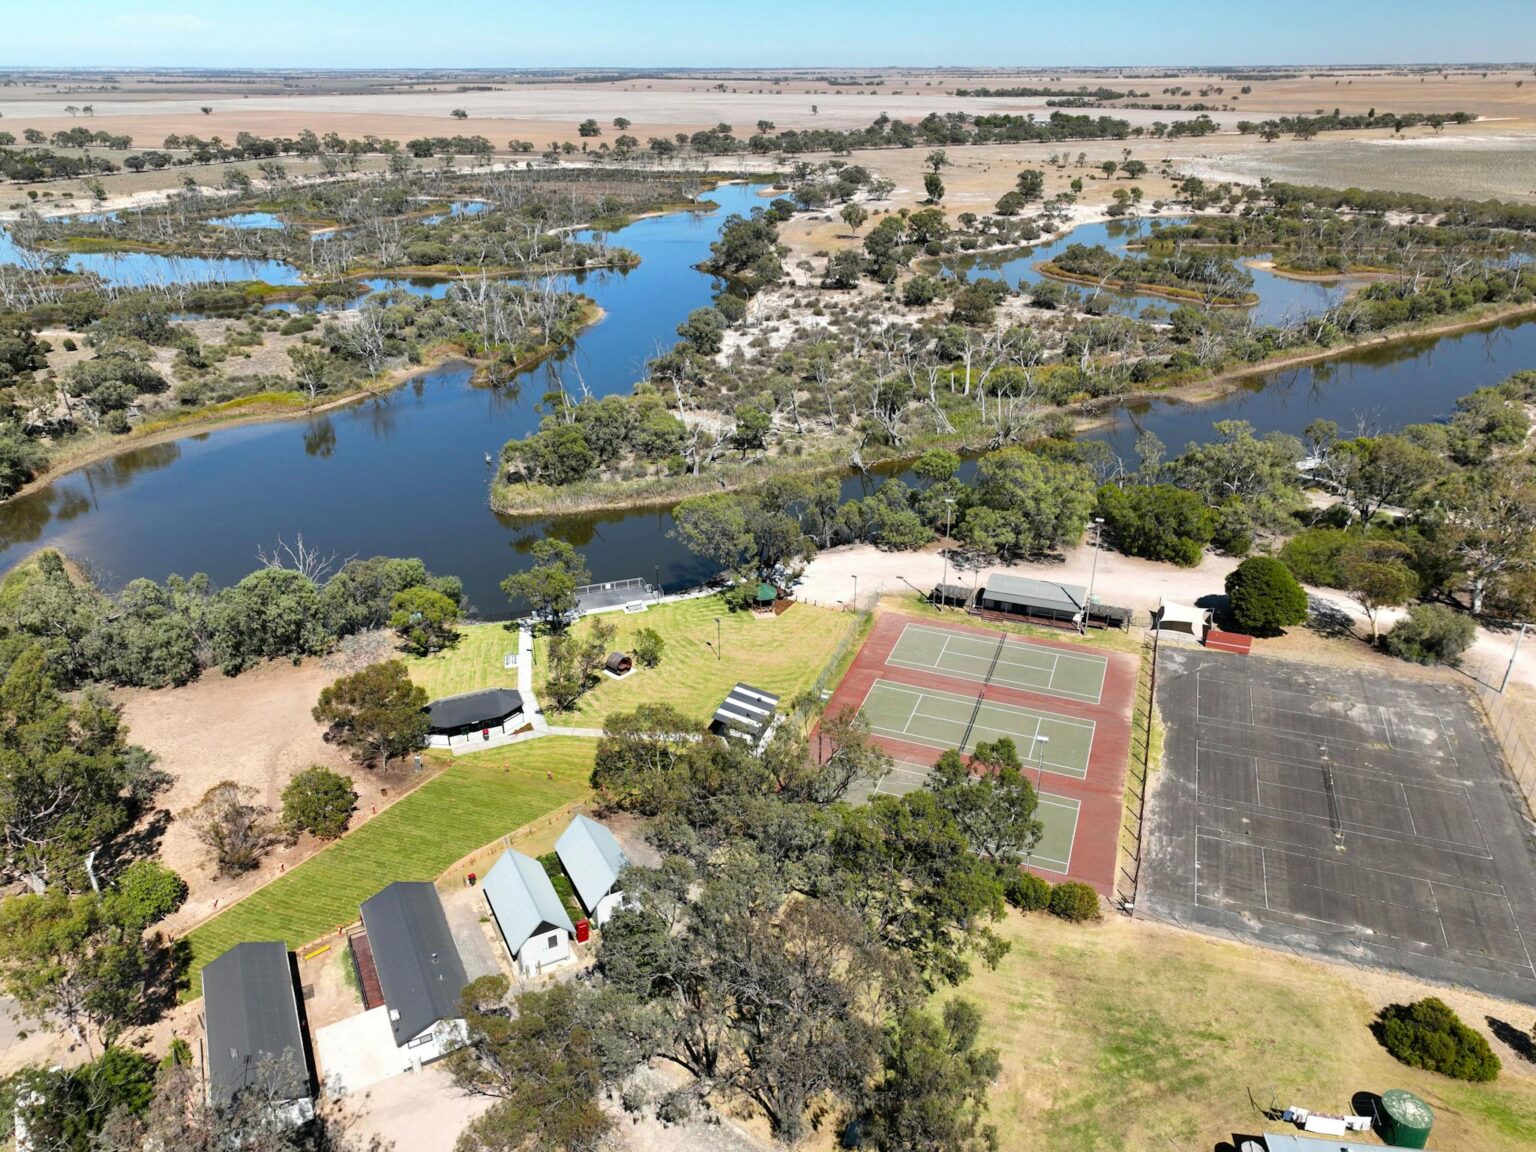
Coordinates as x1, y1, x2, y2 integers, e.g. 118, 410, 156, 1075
0, 0, 1531, 69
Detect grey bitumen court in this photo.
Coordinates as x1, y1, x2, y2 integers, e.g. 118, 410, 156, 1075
1142, 648, 1536, 1005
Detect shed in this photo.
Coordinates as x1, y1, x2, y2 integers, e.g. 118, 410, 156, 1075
1152, 599, 1212, 640
202, 941, 314, 1123
555, 814, 628, 926
978, 574, 1087, 626
604, 652, 633, 676
710, 682, 780, 745
358, 882, 469, 1063
929, 583, 974, 609
1259, 1135, 1381, 1152
423, 688, 523, 747
483, 850, 576, 977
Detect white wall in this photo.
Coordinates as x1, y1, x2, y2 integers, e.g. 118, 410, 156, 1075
402, 1018, 468, 1069
515, 929, 572, 977
592, 890, 624, 927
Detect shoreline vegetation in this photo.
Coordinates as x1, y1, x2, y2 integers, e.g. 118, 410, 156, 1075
490, 296, 1536, 517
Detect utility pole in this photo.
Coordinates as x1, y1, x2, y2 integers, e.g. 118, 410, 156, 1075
1500, 622, 1529, 694
940, 497, 956, 609
715, 617, 722, 661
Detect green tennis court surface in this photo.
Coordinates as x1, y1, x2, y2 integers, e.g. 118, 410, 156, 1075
859, 679, 1095, 779
854, 759, 1080, 872
886, 622, 1108, 704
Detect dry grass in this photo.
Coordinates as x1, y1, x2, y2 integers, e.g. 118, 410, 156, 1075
948, 913, 1536, 1152
534, 594, 854, 726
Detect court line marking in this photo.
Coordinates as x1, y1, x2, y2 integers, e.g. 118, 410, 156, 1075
886, 623, 1107, 704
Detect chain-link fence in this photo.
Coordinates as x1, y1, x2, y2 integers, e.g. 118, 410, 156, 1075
1472, 682, 1536, 819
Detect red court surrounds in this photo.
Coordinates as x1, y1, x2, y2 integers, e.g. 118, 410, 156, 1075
823, 612, 1138, 896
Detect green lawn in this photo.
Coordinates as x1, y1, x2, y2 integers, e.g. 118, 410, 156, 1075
951, 913, 1536, 1152
534, 595, 856, 725
405, 622, 521, 701
182, 737, 595, 998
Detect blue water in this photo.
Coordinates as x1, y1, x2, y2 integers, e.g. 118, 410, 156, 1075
943, 217, 1353, 327
0, 221, 304, 288
420, 200, 491, 226
2, 186, 1533, 614
210, 212, 286, 230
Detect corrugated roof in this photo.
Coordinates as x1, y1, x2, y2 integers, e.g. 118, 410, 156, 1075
203, 941, 310, 1107
712, 682, 779, 735
424, 688, 522, 732
981, 574, 1087, 613
1259, 1134, 1379, 1152
556, 815, 627, 915
483, 850, 575, 955
359, 882, 468, 1046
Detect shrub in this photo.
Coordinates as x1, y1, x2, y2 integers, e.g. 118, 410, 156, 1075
1375, 998, 1501, 1081
108, 859, 187, 931
1278, 526, 1352, 587
281, 765, 358, 840
632, 627, 665, 668
1225, 556, 1308, 635
1096, 483, 1213, 567
1004, 870, 1052, 911
1047, 880, 1102, 922
1384, 603, 1477, 667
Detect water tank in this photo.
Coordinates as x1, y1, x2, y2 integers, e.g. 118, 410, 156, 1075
1378, 1088, 1434, 1149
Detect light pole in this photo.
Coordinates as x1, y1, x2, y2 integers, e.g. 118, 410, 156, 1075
1032, 733, 1051, 789
654, 564, 661, 602
1500, 622, 1529, 694
940, 497, 956, 609
1084, 516, 1106, 633
852, 574, 859, 611
715, 617, 722, 661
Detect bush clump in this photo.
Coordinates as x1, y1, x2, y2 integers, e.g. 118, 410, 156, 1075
1047, 880, 1102, 923
280, 765, 358, 841
1225, 555, 1309, 635
1383, 603, 1477, 667
1375, 997, 1501, 1081
1003, 870, 1052, 911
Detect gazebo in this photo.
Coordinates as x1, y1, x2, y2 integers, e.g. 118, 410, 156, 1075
1152, 600, 1212, 641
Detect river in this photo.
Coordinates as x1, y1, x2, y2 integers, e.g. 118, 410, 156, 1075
0, 185, 1531, 615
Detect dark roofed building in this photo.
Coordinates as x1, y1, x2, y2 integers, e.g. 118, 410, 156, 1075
710, 683, 779, 746
929, 583, 974, 609
203, 941, 314, 1122
358, 882, 469, 1062
424, 688, 523, 748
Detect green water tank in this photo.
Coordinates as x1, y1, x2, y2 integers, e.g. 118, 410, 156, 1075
1378, 1089, 1434, 1149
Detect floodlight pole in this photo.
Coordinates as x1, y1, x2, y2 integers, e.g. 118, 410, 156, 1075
1084, 516, 1106, 633
852, 574, 859, 611
940, 497, 956, 610
715, 617, 722, 661
1032, 733, 1050, 790
1500, 622, 1529, 694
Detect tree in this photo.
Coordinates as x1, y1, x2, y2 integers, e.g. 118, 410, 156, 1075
190, 782, 274, 876
0, 890, 148, 1052
731, 404, 772, 454
1336, 435, 1439, 522
631, 627, 664, 667
6, 1047, 157, 1152
1384, 604, 1477, 667
923, 172, 945, 204
448, 977, 619, 1152
542, 617, 615, 713
1375, 998, 1500, 1081
388, 585, 460, 655
1443, 471, 1536, 614
280, 765, 357, 840
1014, 168, 1045, 199
501, 539, 589, 628
1096, 483, 1214, 567
959, 448, 1096, 560
862, 1000, 1001, 1152
840, 202, 869, 235
925, 149, 950, 172
1339, 539, 1419, 642
106, 860, 186, 933
612, 116, 631, 130
312, 660, 429, 769
577, 118, 601, 137
673, 491, 814, 585
1225, 556, 1308, 635
925, 744, 1042, 862
211, 567, 331, 674
591, 704, 710, 815
0, 647, 164, 893
1120, 159, 1148, 179
800, 707, 890, 805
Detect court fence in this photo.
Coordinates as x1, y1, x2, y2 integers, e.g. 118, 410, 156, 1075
1472, 683, 1536, 819
811, 610, 867, 698
1117, 629, 1159, 911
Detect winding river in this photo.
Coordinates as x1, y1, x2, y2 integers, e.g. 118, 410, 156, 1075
0, 184, 1531, 614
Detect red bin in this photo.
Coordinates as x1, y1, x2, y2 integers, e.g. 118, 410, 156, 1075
575, 919, 591, 944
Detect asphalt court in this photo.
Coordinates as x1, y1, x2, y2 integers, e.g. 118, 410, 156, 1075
1143, 647, 1536, 1004
849, 758, 1082, 873
885, 622, 1108, 704
858, 679, 1095, 779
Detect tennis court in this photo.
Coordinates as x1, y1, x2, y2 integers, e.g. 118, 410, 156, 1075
849, 758, 1082, 873
886, 622, 1108, 704
859, 679, 1095, 779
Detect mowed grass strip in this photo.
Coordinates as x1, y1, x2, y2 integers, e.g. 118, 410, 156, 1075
405, 622, 521, 701
535, 595, 855, 725
949, 914, 1536, 1152
182, 737, 595, 998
